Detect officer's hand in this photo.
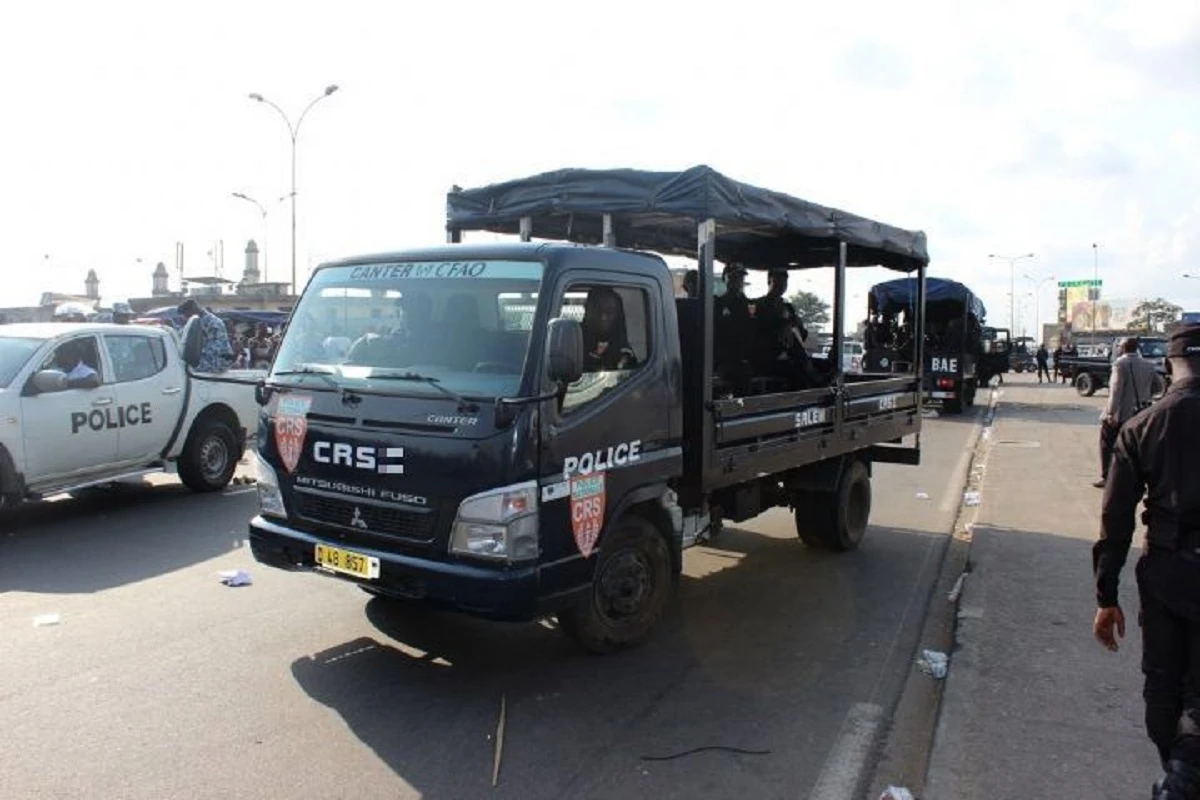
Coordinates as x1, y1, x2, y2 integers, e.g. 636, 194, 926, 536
1093, 606, 1126, 652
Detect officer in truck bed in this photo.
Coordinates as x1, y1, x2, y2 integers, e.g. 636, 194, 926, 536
1093, 323, 1200, 799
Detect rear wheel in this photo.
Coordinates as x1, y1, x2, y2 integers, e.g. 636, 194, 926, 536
179, 418, 239, 492
794, 459, 872, 552
1076, 372, 1097, 397
557, 516, 672, 654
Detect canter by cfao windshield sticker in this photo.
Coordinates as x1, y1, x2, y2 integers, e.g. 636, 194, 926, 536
273, 395, 313, 473
570, 473, 606, 559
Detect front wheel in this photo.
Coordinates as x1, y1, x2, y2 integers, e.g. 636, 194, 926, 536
1076, 372, 1097, 397
178, 419, 239, 492
557, 516, 672, 654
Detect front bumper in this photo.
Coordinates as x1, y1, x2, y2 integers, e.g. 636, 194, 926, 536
248, 515, 541, 621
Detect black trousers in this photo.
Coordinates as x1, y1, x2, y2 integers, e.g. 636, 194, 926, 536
1036, 362, 1051, 381
1137, 550, 1200, 769
1100, 419, 1121, 480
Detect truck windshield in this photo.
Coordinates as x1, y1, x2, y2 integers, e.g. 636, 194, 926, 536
0, 337, 44, 389
271, 260, 544, 398
1140, 340, 1167, 358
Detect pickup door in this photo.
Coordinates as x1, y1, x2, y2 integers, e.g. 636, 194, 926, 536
20, 333, 118, 486
101, 331, 187, 468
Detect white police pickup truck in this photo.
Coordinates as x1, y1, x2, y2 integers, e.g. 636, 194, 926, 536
0, 323, 262, 505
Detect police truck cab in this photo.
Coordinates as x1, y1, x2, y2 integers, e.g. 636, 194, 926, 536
0, 322, 261, 505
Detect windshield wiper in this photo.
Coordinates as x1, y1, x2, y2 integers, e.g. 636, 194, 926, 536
369, 371, 480, 412
271, 367, 341, 390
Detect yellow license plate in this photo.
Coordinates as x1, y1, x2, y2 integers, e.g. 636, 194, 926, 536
314, 544, 380, 580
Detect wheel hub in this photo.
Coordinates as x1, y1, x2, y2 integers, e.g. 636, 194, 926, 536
200, 436, 229, 481
597, 549, 652, 620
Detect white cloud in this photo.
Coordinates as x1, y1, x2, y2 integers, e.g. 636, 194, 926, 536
0, 0, 1196, 328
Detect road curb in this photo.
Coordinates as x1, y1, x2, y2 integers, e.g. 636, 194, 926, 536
863, 389, 1000, 799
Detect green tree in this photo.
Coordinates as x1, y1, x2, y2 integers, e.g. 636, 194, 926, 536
787, 290, 831, 328
1129, 297, 1182, 332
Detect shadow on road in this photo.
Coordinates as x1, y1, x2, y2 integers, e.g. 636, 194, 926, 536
996, 400, 1100, 427
0, 480, 253, 594
291, 524, 946, 799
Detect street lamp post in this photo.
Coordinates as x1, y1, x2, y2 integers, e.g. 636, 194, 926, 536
1092, 243, 1100, 338
1024, 272, 1057, 344
231, 192, 269, 282
988, 252, 1036, 334
248, 84, 339, 295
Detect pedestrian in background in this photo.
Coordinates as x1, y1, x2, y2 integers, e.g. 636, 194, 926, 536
1093, 324, 1200, 799
1094, 337, 1159, 488
1036, 343, 1051, 383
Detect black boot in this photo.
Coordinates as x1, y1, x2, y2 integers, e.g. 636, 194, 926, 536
1159, 760, 1200, 799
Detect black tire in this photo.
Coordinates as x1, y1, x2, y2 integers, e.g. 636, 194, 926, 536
794, 459, 872, 552
557, 516, 672, 654
1013, 363, 1025, 373
1076, 372, 1097, 397
964, 381, 977, 408
178, 418, 239, 492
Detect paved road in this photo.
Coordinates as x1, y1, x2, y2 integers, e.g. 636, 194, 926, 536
1, 410, 981, 800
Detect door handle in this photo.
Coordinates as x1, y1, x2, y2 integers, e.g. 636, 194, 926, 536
92, 397, 114, 407
162, 387, 183, 395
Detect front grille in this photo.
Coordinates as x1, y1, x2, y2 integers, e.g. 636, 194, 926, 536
293, 492, 436, 541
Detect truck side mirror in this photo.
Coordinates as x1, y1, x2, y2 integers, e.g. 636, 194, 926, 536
547, 318, 584, 386
29, 369, 68, 395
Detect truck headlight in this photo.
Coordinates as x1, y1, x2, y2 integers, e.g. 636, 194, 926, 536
450, 482, 539, 562
253, 451, 286, 518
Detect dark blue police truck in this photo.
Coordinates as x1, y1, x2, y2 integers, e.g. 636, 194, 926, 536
248, 165, 931, 653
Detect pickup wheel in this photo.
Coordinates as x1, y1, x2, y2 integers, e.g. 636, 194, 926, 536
557, 516, 671, 654
794, 459, 871, 552
1076, 372, 1097, 397
178, 418, 239, 492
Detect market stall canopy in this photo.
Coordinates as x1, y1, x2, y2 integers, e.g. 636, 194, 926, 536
871, 276, 986, 320
446, 165, 929, 272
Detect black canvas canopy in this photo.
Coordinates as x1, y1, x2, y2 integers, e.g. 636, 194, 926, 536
446, 165, 929, 272
871, 277, 986, 320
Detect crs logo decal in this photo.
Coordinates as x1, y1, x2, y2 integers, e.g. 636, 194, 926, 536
312, 441, 405, 474
273, 395, 313, 473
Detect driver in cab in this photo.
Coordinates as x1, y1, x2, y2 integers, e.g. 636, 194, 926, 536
582, 287, 638, 371
52, 342, 101, 390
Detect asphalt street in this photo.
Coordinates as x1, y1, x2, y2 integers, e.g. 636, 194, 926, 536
1, 410, 981, 800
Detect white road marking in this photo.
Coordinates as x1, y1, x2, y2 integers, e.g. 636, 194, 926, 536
807, 702, 883, 800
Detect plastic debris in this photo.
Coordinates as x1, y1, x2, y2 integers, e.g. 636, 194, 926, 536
917, 649, 949, 679
947, 573, 967, 602
915, 492, 930, 500
880, 788, 915, 800
218, 569, 253, 587
963, 490, 981, 507
33, 613, 61, 627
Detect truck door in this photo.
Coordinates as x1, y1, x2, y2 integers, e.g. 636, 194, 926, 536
20, 334, 118, 486
102, 332, 185, 467
538, 274, 673, 570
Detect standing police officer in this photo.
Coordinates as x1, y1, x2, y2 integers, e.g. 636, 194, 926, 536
1093, 323, 1200, 799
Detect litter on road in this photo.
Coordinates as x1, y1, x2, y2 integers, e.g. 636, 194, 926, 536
917, 649, 949, 679
879, 788, 916, 800
218, 569, 253, 587
33, 613, 61, 627
963, 490, 981, 506
915, 492, 930, 500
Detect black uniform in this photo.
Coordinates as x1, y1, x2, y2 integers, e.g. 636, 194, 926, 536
1036, 345, 1051, 382
1094, 324, 1200, 798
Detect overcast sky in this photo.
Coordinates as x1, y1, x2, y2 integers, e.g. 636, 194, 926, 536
2, 0, 1197, 333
